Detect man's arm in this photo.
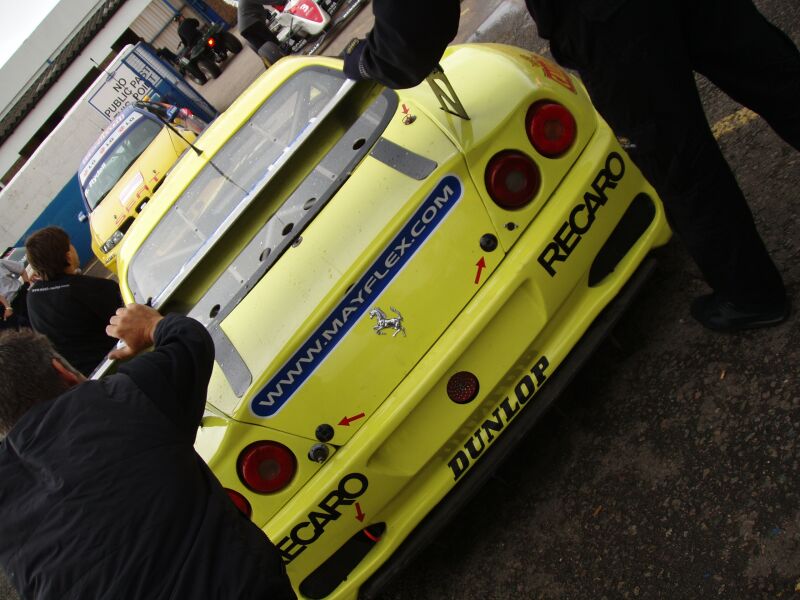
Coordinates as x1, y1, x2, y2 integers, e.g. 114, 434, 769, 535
107, 304, 214, 437
0, 259, 24, 277
0, 292, 11, 321
343, 0, 461, 89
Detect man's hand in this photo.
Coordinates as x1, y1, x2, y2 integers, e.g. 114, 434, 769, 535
106, 304, 163, 360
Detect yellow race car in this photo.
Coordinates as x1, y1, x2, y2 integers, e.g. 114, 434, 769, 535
78, 102, 205, 273
115, 45, 671, 599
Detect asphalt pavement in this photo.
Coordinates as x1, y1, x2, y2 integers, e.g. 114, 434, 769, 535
373, 1, 800, 599
2, 0, 798, 599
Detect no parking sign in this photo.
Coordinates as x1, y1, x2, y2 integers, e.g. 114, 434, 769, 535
88, 64, 157, 121
85, 43, 217, 124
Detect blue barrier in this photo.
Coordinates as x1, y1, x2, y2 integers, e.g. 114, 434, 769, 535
185, 0, 230, 27
16, 176, 92, 268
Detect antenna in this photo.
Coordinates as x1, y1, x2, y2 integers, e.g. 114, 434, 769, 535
136, 100, 204, 156
89, 56, 127, 90
425, 64, 470, 121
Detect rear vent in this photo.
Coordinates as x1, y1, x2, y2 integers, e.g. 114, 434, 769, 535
299, 523, 386, 599
588, 193, 656, 287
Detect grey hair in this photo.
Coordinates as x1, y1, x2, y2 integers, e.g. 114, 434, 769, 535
0, 329, 72, 436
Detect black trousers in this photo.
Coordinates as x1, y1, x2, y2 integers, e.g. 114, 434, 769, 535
549, 0, 799, 305
240, 20, 280, 50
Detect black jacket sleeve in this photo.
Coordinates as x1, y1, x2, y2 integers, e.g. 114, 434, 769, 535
354, 0, 461, 88
118, 314, 214, 438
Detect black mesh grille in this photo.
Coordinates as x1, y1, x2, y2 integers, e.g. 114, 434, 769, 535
588, 193, 656, 287
300, 523, 387, 599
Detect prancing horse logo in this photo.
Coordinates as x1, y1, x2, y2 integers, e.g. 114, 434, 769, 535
368, 306, 406, 337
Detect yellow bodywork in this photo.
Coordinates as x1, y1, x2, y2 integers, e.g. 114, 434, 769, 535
117, 44, 671, 599
87, 126, 196, 272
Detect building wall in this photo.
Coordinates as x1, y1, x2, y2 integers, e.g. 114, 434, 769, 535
0, 50, 140, 253
0, 0, 224, 252
0, 0, 154, 183
131, 1, 204, 54
0, 0, 101, 115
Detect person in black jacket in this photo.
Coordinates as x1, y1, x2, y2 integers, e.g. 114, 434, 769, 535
25, 226, 122, 376
0, 303, 296, 600
343, 0, 800, 332
174, 13, 202, 48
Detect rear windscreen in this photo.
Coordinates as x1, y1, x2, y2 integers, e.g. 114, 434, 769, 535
127, 68, 351, 304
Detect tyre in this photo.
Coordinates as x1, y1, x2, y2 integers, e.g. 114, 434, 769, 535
258, 41, 285, 67
222, 32, 243, 54
184, 64, 207, 85
197, 58, 221, 79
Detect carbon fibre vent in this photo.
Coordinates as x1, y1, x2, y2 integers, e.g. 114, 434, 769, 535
300, 523, 386, 599
588, 193, 656, 287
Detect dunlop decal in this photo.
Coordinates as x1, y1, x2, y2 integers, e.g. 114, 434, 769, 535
448, 355, 550, 481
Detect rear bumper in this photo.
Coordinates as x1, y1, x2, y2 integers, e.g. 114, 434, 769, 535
262, 120, 671, 599
361, 256, 658, 598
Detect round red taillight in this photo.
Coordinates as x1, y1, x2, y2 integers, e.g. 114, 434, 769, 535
447, 371, 480, 404
484, 151, 540, 209
207, 37, 216, 47
238, 441, 297, 494
226, 488, 252, 518
526, 101, 577, 158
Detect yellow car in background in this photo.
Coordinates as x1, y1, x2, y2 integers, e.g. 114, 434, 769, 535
113, 45, 671, 599
78, 102, 205, 272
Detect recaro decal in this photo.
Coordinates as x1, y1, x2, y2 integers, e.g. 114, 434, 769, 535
251, 175, 464, 417
277, 473, 368, 563
538, 152, 625, 277
447, 355, 550, 481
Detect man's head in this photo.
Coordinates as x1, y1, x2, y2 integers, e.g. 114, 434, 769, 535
25, 226, 79, 281
173, 13, 185, 24
0, 329, 84, 436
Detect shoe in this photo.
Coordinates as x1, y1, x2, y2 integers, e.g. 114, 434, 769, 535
690, 293, 790, 332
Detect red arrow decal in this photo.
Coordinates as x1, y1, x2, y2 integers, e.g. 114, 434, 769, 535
402, 103, 410, 114
355, 502, 365, 522
474, 257, 486, 284
338, 412, 365, 426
